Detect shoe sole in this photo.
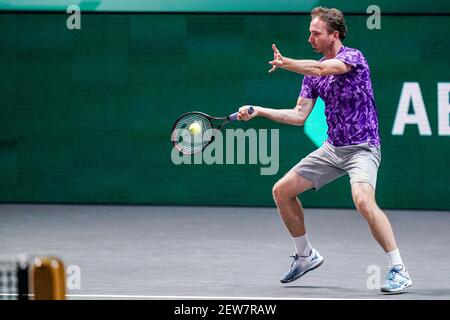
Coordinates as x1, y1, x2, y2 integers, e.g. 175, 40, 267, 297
280, 258, 324, 284
380, 281, 413, 294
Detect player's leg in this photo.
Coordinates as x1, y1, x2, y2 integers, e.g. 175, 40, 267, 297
272, 170, 313, 238
345, 144, 397, 251
275, 142, 345, 236
275, 143, 345, 283
273, 171, 325, 283
351, 183, 412, 293
351, 182, 397, 252
346, 144, 412, 293
274, 141, 345, 240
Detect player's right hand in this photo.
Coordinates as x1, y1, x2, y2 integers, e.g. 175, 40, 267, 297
237, 105, 257, 121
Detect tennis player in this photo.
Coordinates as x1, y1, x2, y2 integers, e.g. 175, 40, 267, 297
238, 7, 412, 293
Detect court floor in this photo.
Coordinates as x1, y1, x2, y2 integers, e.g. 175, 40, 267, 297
1, 204, 449, 300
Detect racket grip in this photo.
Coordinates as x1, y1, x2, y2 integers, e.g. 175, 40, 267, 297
229, 106, 254, 121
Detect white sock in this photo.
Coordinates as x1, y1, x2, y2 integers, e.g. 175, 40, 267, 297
292, 233, 313, 257
387, 248, 404, 267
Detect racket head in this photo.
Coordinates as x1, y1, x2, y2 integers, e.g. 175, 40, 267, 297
171, 111, 217, 155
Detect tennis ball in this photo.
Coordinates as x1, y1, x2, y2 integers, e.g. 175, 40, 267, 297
188, 122, 202, 135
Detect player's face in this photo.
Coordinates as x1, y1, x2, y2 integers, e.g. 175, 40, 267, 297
308, 17, 336, 54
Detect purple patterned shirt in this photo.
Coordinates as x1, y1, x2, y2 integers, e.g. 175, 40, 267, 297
300, 46, 381, 147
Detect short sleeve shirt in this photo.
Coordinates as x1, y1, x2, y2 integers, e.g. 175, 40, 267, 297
300, 46, 381, 147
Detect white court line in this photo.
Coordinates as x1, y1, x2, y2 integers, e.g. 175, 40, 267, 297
65, 294, 382, 300
0, 293, 384, 300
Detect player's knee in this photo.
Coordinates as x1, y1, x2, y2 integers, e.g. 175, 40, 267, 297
272, 183, 282, 203
272, 182, 289, 204
354, 196, 375, 216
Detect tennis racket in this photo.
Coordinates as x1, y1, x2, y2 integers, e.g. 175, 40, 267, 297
171, 106, 254, 155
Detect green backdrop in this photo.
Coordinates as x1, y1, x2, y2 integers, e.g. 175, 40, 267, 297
1, 0, 449, 13
1, 12, 449, 209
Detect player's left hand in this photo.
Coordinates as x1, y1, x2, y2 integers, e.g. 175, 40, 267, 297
268, 44, 284, 73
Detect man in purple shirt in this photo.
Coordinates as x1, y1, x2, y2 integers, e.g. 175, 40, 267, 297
238, 7, 412, 293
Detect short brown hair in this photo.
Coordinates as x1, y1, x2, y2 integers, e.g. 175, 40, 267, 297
311, 7, 347, 40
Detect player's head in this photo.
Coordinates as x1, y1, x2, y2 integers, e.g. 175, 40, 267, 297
308, 7, 347, 54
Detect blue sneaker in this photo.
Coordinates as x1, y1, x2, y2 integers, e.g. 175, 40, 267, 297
280, 248, 324, 284
381, 264, 412, 293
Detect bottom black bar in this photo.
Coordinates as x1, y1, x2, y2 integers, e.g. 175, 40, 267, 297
0, 299, 448, 318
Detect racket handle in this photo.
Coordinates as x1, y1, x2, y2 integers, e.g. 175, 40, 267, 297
229, 106, 254, 121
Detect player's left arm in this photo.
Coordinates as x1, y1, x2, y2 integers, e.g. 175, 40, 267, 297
274, 57, 351, 76
268, 44, 352, 76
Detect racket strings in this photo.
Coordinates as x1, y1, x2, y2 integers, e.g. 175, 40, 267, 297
172, 113, 214, 155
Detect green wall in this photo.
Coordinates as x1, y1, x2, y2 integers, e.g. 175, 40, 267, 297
1, 13, 449, 209
1, 0, 449, 13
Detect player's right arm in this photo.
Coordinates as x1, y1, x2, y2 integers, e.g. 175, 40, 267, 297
238, 97, 316, 126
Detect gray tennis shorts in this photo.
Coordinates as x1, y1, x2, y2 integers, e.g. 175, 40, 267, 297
292, 141, 381, 191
